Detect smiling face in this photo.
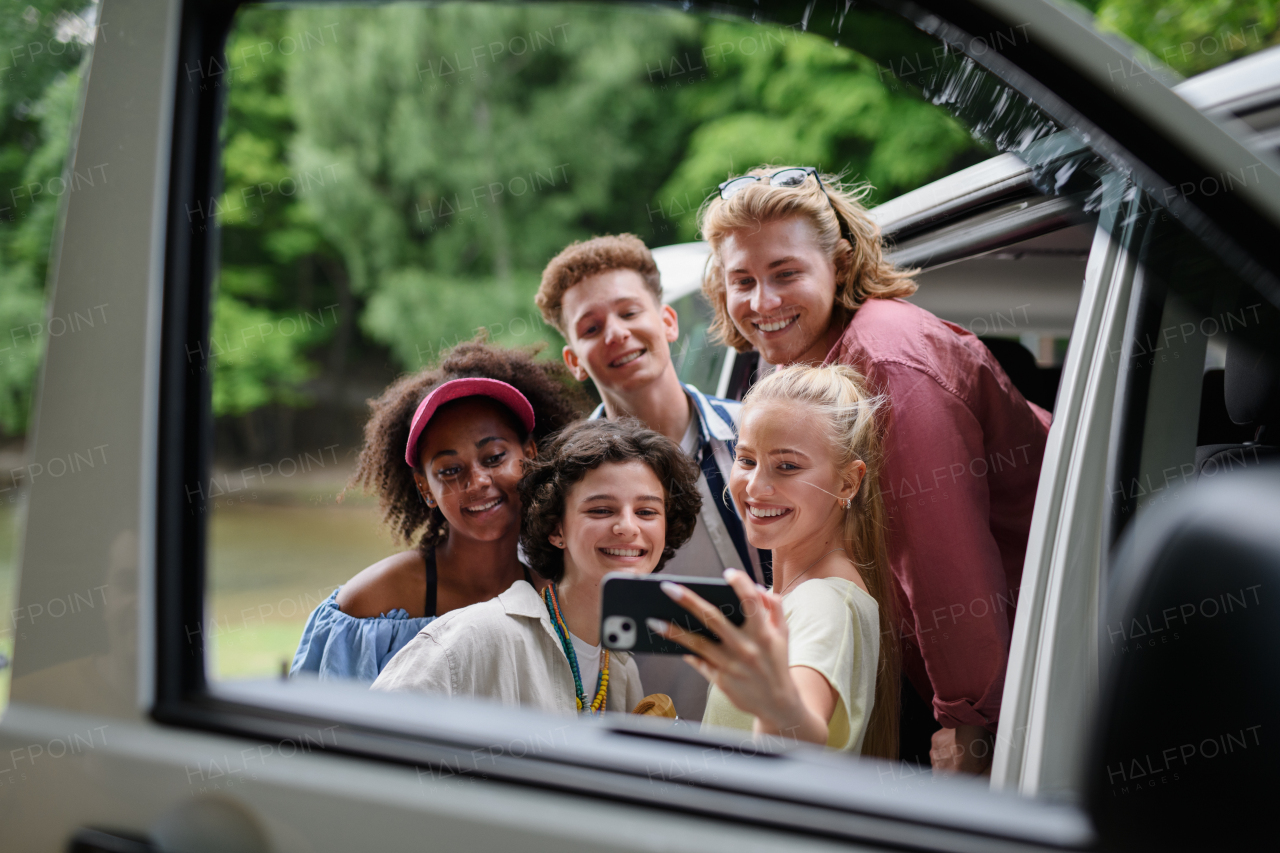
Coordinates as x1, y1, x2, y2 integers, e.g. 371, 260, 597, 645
720, 216, 840, 366
560, 268, 679, 395
553, 460, 666, 584
414, 397, 535, 544
729, 400, 864, 554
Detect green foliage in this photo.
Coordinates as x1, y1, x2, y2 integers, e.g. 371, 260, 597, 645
0, 0, 90, 435
208, 291, 319, 416
278, 4, 698, 367
655, 21, 982, 241
211, 10, 347, 418
1090, 0, 1279, 75
361, 269, 554, 369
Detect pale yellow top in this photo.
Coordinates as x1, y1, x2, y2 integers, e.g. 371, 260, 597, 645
701, 576, 880, 753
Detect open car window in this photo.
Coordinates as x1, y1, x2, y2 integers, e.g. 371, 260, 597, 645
144, 0, 1280, 844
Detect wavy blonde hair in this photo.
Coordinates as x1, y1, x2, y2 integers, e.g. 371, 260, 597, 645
698, 167, 917, 352
741, 363, 900, 760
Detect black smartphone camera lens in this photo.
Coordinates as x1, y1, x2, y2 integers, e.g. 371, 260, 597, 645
607, 633, 618, 643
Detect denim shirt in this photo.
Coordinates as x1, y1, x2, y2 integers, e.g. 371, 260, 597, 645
290, 589, 436, 683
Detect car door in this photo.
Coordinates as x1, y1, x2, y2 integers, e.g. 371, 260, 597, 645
2, 1, 1279, 851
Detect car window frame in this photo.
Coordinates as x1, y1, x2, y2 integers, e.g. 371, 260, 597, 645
151, 0, 1280, 845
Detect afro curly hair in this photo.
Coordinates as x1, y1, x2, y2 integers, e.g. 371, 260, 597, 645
347, 337, 591, 553
517, 418, 702, 582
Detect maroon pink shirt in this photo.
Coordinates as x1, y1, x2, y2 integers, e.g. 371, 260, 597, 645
825, 297, 1051, 732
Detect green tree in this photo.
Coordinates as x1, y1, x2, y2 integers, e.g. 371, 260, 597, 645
276, 3, 699, 368
0, 0, 94, 436
212, 11, 346, 423
1080, 0, 1279, 75
653, 20, 986, 241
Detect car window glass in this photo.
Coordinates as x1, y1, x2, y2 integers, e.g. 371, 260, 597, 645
1109, 204, 1280, 544
202, 0, 1090, 687
182, 0, 1280, 815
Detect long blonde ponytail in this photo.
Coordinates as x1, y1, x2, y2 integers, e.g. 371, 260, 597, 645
742, 363, 900, 759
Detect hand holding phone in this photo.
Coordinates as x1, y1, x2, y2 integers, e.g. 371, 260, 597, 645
600, 572, 744, 655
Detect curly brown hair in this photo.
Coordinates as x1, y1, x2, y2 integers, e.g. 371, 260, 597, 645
517, 418, 701, 582
536, 234, 662, 336
347, 337, 590, 551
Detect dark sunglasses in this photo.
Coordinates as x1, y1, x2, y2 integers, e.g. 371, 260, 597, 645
718, 167, 856, 246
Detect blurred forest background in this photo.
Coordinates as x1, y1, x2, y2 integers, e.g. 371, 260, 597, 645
0, 0, 1275, 455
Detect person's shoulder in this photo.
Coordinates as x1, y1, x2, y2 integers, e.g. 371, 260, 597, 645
784, 579, 877, 668
842, 298, 949, 359
428, 579, 541, 641
786, 577, 873, 623
335, 549, 427, 618
840, 298, 996, 396
685, 382, 742, 431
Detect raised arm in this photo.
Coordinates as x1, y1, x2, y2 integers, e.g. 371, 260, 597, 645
653, 570, 837, 746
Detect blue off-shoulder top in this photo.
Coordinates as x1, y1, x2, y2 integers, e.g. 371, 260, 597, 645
289, 589, 436, 682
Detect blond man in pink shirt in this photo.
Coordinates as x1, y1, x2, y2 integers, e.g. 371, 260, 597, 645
698, 167, 1051, 774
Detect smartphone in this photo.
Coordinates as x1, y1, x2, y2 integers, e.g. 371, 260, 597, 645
599, 572, 745, 655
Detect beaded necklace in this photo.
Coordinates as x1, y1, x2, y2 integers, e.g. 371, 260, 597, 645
542, 584, 610, 714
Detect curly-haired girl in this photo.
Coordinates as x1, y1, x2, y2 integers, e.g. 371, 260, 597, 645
372, 418, 702, 715
291, 339, 589, 682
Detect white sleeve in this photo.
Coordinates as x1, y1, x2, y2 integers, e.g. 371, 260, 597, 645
371, 630, 455, 695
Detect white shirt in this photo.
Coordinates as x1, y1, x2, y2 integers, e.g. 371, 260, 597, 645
662, 416, 730, 579
569, 631, 602, 694
372, 580, 644, 715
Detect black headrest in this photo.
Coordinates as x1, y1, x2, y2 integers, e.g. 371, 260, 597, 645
1224, 338, 1280, 427
1088, 463, 1280, 850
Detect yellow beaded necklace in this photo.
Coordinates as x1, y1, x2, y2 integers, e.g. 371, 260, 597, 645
543, 585, 610, 714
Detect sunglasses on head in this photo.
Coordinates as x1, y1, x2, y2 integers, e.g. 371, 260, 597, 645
718, 167, 856, 247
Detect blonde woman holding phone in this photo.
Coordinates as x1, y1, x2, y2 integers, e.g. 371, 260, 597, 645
652, 364, 900, 757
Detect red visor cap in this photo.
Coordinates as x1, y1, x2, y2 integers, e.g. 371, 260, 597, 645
404, 378, 537, 468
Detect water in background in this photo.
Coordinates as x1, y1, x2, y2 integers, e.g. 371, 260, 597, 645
206, 473, 399, 681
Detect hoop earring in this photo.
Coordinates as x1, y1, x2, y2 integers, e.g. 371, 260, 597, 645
841, 497, 853, 510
